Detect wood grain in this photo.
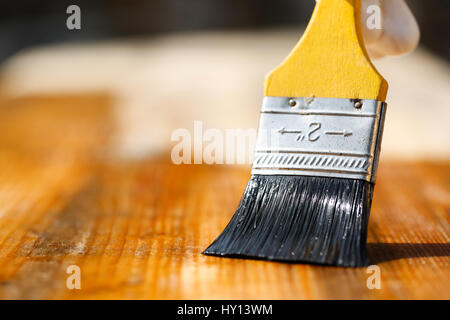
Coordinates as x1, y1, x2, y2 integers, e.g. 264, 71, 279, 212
265, 0, 388, 101
0, 95, 448, 299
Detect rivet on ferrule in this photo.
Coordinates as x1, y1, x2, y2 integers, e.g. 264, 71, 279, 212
353, 99, 363, 109
288, 98, 297, 107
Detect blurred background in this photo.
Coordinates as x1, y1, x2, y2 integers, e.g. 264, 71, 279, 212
0, 0, 449, 161
0, 1, 448, 300
1, 0, 449, 62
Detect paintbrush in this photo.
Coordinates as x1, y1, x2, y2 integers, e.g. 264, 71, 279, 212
203, 0, 388, 267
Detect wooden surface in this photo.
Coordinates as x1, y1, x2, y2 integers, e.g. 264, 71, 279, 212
0, 95, 448, 300
265, 0, 388, 101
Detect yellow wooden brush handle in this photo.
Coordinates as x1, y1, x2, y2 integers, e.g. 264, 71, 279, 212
264, 0, 388, 101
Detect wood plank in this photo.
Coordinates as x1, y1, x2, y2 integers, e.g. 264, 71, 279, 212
0, 95, 448, 299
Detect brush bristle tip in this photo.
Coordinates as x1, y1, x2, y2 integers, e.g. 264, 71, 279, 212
204, 175, 374, 268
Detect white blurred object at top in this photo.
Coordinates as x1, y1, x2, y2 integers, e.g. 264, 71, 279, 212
316, 0, 420, 59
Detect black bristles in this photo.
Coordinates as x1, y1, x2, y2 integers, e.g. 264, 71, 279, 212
203, 175, 374, 267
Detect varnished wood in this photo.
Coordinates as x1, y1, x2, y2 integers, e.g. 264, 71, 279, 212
265, 0, 388, 101
0, 95, 448, 299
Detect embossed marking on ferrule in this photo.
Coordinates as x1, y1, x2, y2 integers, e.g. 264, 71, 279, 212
251, 96, 387, 182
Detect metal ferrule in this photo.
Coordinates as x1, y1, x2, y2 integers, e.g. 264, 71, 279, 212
251, 96, 387, 183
